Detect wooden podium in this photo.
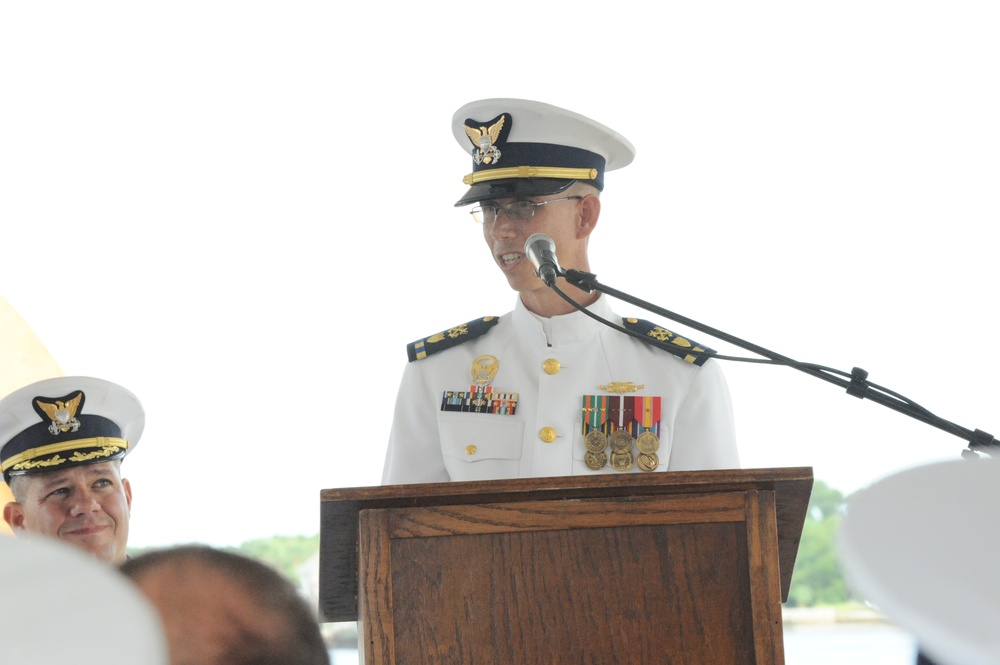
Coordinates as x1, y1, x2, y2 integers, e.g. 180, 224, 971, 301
319, 467, 812, 665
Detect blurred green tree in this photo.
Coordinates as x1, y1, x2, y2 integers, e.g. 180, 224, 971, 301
786, 479, 856, 607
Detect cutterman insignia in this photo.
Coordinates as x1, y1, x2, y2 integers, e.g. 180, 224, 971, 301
407, 316, 500, 362
621, 317, 715, 366
598, 381, 645, 394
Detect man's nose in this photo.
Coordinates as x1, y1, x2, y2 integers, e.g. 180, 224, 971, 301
69, 489, 101, 515
489, 210, 519, 238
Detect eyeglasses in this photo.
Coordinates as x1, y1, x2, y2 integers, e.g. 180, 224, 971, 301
469, 196, 583, 224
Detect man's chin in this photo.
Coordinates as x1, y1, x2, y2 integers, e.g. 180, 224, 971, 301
62, 534, 124, 563
503, 269, 545, 293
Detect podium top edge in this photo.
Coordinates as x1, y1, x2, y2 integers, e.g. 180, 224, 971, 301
320, 466, 813, 505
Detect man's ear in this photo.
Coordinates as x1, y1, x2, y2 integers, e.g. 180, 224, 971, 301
4, 502, 26, 531
577, 194, 601, 239
122, 478, 133, 511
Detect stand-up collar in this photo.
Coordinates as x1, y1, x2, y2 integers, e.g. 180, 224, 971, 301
512, 294, 615, 346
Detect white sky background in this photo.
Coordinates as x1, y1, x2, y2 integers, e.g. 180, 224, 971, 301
1, 2, 997, 549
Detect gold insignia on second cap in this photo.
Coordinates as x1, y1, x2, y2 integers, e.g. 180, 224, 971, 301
70, 445, 124, 464
35, 392, 84, 435
599, 382, 646, 394
13, 454, 66, 472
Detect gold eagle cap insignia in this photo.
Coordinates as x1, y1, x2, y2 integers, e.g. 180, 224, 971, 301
35, 392, 83, 422
465, 115, 505, 164
35, 391, 85, 434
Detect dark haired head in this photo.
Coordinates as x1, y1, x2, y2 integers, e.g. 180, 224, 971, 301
121, 545, 329, 665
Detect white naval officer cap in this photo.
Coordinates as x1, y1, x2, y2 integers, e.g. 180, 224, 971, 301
0, 375, 144, 483
0, 535, 169, 664
838, 458, 1000, 665
452, 98, 636, 206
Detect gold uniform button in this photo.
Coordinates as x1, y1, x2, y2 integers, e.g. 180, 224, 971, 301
542, 358, 561, 375
539, 427, 557, 443
465, 445, 477, 455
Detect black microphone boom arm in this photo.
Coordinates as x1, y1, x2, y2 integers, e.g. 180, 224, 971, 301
560, 267, 997, 458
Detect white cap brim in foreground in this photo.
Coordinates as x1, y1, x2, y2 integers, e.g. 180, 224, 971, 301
0, 535, 168, 665
838, 458, 1000, 665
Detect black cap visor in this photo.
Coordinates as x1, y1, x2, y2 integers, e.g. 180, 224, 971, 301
454, 178, 579, 207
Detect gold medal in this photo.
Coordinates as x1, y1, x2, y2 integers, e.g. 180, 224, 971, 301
637, 452, 659, 472
636, 431, 660, 455
585, 450, 608, 470
609, 429, 633, 453
585, 429, 608, 453
610, 450, 635, 472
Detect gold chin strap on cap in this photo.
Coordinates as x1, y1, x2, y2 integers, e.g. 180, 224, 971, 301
463, 166, 599, 186
2, 437, 129, 475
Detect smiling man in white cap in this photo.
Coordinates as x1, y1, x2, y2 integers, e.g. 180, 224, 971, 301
382, 99, 739, 484
1, 376, 143, 564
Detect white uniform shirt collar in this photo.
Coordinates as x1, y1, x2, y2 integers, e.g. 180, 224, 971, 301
512, 294, 615, 347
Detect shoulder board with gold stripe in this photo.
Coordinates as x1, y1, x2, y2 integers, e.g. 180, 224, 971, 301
621, 317, 715, 366
407, 316, 500, 362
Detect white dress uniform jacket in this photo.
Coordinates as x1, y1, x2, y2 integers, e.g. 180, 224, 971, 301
382, 295, 739, 484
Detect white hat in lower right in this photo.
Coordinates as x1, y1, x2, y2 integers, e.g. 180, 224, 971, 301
837, 458, 1000, 665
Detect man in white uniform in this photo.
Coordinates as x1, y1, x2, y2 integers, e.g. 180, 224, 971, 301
1, 376, 142, 564
382, 98, 739, 484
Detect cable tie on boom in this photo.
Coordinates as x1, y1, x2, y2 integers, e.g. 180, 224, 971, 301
847, 367, 869, 399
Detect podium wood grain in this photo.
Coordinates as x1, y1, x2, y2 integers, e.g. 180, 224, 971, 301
321, 467, 812, 665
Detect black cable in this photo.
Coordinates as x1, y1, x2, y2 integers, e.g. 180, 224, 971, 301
549, 276, 995, 457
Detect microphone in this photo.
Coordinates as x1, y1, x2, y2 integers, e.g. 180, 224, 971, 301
524, 233, 562, 286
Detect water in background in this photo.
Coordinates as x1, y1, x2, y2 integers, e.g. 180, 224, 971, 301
330, 650, 358, 665
329, 622, 919, 664
785, 623, 917, 665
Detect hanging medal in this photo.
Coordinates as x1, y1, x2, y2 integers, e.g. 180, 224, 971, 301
582, 395, 609, 470
608, 396, 635, 471
634, 396, 661, 472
